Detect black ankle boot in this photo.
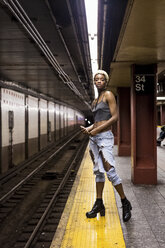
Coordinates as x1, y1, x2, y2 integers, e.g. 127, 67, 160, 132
86, 199, 105, 218
121, 198, 132, 222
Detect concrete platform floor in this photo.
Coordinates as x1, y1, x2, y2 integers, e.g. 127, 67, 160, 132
50, 143, 165, 248
115, 145, 165, 248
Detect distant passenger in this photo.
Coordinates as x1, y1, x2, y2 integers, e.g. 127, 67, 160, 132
80, 69, 132, 222
157, 125, 165, 146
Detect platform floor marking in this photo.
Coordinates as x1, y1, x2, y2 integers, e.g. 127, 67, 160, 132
58, 147, 126, 248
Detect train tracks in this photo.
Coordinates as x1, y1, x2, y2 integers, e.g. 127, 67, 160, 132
0, 132, 88, 248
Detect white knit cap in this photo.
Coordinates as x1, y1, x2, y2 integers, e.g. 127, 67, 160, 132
93, 69, 109, 83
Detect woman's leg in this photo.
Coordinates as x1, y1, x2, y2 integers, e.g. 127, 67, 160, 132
100, 150, 132, 222
86, 181, 105, 218
86, 172, 106, 218
114, 183, 125, 199
86, 140, 106, 218
96, 181, 104, 198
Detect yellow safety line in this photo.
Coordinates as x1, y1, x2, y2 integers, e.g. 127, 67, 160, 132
60, 147, 126, 248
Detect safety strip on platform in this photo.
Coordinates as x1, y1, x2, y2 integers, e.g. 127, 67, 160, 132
50, 147, 126, 248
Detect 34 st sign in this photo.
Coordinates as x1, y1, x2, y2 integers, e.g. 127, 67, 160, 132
134, 74, 155, 95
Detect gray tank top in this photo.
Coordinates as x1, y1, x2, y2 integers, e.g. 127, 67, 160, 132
92, 98, 112, 122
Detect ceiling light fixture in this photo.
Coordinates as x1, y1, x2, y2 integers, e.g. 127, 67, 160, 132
84, 0, 98, 97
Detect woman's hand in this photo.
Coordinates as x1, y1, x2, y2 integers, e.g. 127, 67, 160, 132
80, 126, 97, 137
80, 126, 90, 135
89, 128, 98, 137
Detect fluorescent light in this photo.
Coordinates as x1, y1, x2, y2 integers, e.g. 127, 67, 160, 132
84, 0, 97, 34
157, 97, 165, 100
85, 0, 98, 97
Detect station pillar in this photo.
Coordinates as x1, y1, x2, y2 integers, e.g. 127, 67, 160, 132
131, 64, 157, 184
160, 105, 165, 125
112, 122, 118, 145
117, 87, 131, 156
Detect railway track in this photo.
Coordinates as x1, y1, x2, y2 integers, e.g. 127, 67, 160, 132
0, 132, 88, 248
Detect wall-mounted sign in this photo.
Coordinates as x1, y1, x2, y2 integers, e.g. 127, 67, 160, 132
134, 74, 155, 94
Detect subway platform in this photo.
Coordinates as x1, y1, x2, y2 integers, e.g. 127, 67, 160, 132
50, 142, 165, 248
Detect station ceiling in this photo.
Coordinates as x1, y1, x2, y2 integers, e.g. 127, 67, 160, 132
0, 0, 94, 115
1, 0, 165, 115
98, 0, 165, 97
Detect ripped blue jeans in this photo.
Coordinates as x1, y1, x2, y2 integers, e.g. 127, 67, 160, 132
89, 131, 122, 186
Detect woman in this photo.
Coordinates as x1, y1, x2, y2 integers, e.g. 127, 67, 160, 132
80, 69, 132, 222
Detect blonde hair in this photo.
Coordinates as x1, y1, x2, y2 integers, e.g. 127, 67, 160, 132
93, 69, 109, 83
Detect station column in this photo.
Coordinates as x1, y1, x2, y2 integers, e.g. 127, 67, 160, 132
160, 105, 165, 125
117, 87, 131, 156
112, 122, 117, 145
131, 64, 157, 184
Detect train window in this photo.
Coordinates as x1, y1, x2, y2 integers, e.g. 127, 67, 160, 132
8, 110, 14, 130
48, 102, 55, 142
60, 105, 64, 138
55, 103, 60, 141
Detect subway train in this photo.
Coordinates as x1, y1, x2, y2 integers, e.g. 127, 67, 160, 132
0, 85, 85, 174
0, 0, 94, 175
